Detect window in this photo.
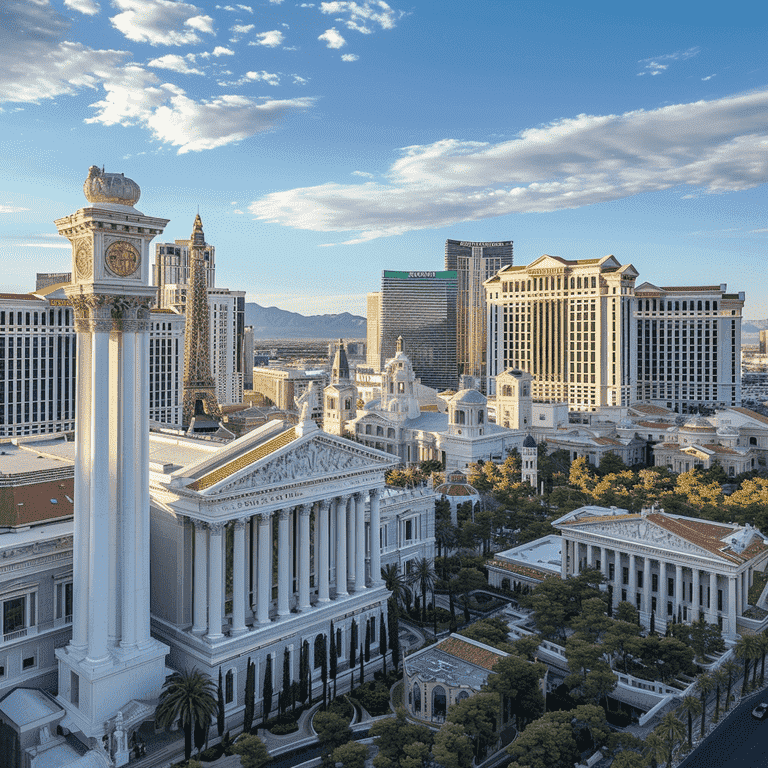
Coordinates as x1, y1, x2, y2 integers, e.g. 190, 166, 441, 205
405, 520, 413, 541
2, 590, 36, 641
622, 567, 628, 585
225, 669, 234, 704
22, 655, 36, 670
55, 580, 73, 624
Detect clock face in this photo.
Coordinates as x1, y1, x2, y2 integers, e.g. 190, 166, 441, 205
105, 240, 140, 277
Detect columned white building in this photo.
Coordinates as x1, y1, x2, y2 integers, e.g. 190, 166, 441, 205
552, 506, 768, 640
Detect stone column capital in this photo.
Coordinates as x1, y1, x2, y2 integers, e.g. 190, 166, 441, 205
192, 518, 208, 532
258, 511, 271, 525
298, 503, 312, 517
209, 521, 225, 535
338, 494, 351, 505
278, 508, 291, 521
353, 491, 366, 503
318, 499, 332, 512
234, 517, 248, 530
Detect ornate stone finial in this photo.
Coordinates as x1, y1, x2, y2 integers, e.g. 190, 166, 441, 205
396, 335, 403, 353
83, 165, 141, 206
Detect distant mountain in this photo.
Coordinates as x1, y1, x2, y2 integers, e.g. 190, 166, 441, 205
246, 302, 366, 339
742, 319, 768, 344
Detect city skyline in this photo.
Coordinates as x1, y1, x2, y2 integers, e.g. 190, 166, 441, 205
1, 1, 767, 318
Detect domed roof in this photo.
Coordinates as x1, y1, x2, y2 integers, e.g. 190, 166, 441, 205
83, 165, 140, 206
523, 434, 537, 448
681, 416, 714, 432
452, 388, 486, 405
435, 483, 479, 497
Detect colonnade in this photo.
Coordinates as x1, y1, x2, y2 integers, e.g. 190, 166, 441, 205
561, 537, 753, 638
191, 489, 382, 641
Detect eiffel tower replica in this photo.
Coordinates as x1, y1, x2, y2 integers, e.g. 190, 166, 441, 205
182, 214, 227, 434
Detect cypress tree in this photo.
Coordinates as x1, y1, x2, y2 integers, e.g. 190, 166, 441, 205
388, 605, 400, 671
299, 641, 309, 706
282, 647, 292, 713
329, 622, 338, 700
320, 634, 328, 707
379, 612, 387, 678
243, 657, 255, 733
364, 620, 371, 662
350, 620, 358, 671
217, 667, 225, 738
262, 654, 273, 724
359, 643, 364, 686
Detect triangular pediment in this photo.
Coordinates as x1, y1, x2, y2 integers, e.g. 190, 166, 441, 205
194, 428, 397, 495
565, 517, 728, 561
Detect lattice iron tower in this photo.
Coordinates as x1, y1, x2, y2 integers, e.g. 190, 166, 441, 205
182, 214, 223, 426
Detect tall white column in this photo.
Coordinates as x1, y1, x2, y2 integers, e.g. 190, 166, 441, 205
298, 504, 311, 610
87, 329, 111, 663
278, 509, 291, 617
257, 513, 271, 624
708, 571, 718, 623
659, 560, 667, 625
250, 517, 258, 619
628, 554, 637, 610
675, 564, 683, 620
561, 539, 568, 579
136, 321, 152, 647
692, 567, 701, 621
71, 330, 91, 656
370, 488, 382, 585
728, 576, 737, 638
743, 571, 749, 612
736, 576, 742, 619
347, 496, 356, 584
355, 492, 366, 591
206, 522, 225, 641
231, 518, 247, 635
599, 546, 607, 578
318, 501, 330, 603
642, 556, 651, 618
192, 520, 208, 634
613, 549, 621, 608
335, 496, 349, 596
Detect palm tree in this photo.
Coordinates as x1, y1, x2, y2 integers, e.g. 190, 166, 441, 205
381, 564, 411, 613
409, 557, 437, 624
643, 730, 668, 768
697, 672, 715, 738
155, 668, 218, 762
657, 713, 686, 768
722, 658, 740, 712
711, 667, 728, 723
678, 695, 701, 750
736, 635, 758, 696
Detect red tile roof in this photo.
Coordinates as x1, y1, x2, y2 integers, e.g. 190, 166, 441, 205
437, 637, 505, 671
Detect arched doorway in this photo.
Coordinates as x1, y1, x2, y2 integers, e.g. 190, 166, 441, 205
432, 685, 447, 720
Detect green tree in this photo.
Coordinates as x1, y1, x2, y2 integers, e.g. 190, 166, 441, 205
364, 620, 371, 662
722, 658, 740, 712
332, 742, 368, 768
432, 722, 474, 768
379, 612, 388, 677
232, 733, 271, 768
583, 662, 617, 707
459, 618, 514, 652
508, 717, 578, 768
243, 658, 255, 733
370, 709, 433, 768
656, 713, 685, 768
564, 637, 603, 692
610, 752, 647, 768
381, 565, 411, 612
282, 647, 293, 713
300, 641, 310, 706
510, 634, 541, 662
697, 673, 715, 738
314, 710, 352, 768
571, 597, 613, 644
642, 731, 667, 768
615, 601, 639, 625
735, 634, 757, 696
598, 452, 627, 476
350, 620, 358, 674
449, 568, 487, 624
678, 695, 701, 750
446, 692, 499, 761
604, 619, 641, 674
329, 622, 338, 699
154, 668, 217, 763
388, 601, 401, 671
217, 667, 225, 738
485, 654, 546, 729
262, 654, 273, 724
409, 557, 437, 624
711, 667, 728, 723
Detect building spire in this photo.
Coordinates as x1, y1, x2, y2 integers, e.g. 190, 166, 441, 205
182, 213, 223, 432
331, 338, 350, 383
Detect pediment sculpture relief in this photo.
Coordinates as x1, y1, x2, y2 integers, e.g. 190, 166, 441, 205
220, 439, 374, 492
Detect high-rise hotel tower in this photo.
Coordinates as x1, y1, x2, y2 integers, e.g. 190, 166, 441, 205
485, 254, 638, 410
445, 239, 513, 388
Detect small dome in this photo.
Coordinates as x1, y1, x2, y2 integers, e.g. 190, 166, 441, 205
681, 416, 714, 432
83, 165, 141, 206
523, 434, 537, 448
435, 483, 479, 497
452, 388, 486, 405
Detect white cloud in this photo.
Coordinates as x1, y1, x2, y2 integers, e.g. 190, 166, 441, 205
146, 93, 315, 153
319, 28, 345, 49
217, 4, 253, 11
0, 204, 28, 213
250, 30, 284, 47
292, 74, 308, 84
341, 53, 358, 61
269, 0, 284, 4
110, 0, 215, 46
147, 54, 203, 74
230, 23, 254, 38
86, 65, 174, 126
702, 74, 716, 81
637, 46, 700, 76
212, 46, 235, 56
352, 171, 373, 178
243, 71, 281, 86
249, 89, 768, 242
233, 209, 244, 214
64, 0, 100, 15
320, 1, 398, 33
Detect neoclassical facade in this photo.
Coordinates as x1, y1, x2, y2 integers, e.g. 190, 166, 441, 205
553, 506, 768, 640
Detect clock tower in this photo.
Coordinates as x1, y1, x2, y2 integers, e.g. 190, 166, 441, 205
54, 167, 170, 755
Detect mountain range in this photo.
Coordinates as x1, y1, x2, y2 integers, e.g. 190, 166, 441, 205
246, 303, 366, 339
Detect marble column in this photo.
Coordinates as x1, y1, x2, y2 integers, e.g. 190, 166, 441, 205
278, 509, 291, 617
707, 571, 717, 623
742, 571, 749, 613
335, 496, 349, 597
318, 500, 330, 603
600, 546, 607, 579
231, 518, 248, 635
192, 520, 208, 634
298, 504, 312, 610
250, 517, 259, 619
257, 513, 271, 624
370, 488, 382, 585
728, 577, 737, 638
642, 556, 651, 617
736, 576, 742, 619
674, 564, 683, 620
659, 560, 667, 624
613, 549, 621, 608
561, 539, 568, 579
692, 567, 701, 621
347, 496, 356, 585
355, 492, 366, 591
206, 522, 225, 641
628, 554, 637, 609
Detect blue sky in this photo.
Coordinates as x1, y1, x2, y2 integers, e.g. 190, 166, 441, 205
1, 0, 767, 318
